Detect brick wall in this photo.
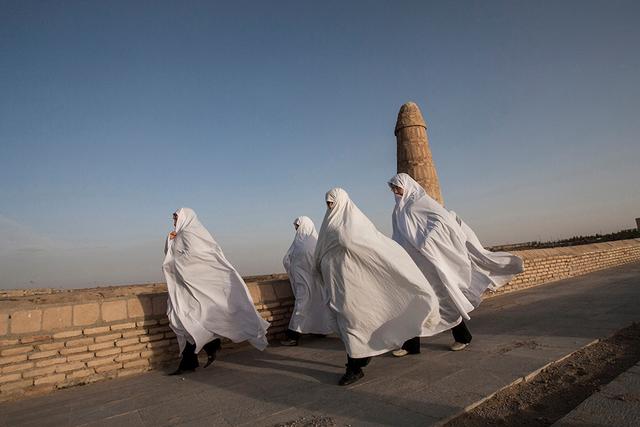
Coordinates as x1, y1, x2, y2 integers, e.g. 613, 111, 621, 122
489, 238, 640, 296
1, 238, 639, 401
0, 277, 293, 401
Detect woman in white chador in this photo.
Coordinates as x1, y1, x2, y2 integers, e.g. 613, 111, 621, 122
388, 173, 524, 355
314, 188, 442, 385
281, 216, 334, 346
163, 208, 270, 374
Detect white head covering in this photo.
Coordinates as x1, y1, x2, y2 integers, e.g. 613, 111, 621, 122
172, 207, 222, 250
283, 216, 316, 273
163, 207, 270, 353
282, 216, 334, 335
288, 216, 318, 253
314, 188, 441, 358
388, 174, 524, 322
314, 188, 377, 265
175, 207, 205, 233
388, 173, 452, 244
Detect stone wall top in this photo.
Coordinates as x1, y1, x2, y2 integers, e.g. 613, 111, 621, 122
1, 239, 638, 310
0, 274, 289, 310
511, 238, 640, 260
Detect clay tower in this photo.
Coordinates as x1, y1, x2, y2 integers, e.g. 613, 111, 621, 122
395, 101, 444, 205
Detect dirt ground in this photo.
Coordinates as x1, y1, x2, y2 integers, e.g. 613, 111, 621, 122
446, 322, 640, 426
275, 415, 337, 427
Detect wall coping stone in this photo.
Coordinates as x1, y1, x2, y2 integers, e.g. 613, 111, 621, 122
511, 238, 640, 259
1, 239, 638, 311
0, 274, 291, 309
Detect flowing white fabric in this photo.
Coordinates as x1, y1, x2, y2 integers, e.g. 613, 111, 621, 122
162, 208, 270, 354
314, 188, 442, 358
283, 216, 334, 334
389, 173, 524, 328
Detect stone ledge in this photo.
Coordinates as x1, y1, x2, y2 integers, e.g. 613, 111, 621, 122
512, 238, 640, 259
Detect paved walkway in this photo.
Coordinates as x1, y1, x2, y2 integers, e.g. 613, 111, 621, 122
1, 262, 639, 427
554, 361, 640, 426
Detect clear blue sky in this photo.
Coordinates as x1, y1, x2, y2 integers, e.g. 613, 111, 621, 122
1, 1, 639, 288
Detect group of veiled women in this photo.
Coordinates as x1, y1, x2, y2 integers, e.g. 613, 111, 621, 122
162, 173, 524, 385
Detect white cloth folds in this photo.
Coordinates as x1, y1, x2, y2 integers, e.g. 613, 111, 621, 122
283, 216, 334, 334
389, 173, 524, 327
163, 207, 269, 354
314, 188, 442, 358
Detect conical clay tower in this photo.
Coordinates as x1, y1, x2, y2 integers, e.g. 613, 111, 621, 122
395, 101, 444, 205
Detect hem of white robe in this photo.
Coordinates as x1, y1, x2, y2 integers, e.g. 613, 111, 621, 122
172, 311, 269, 353
290, 327, 335, 335
486, 272, 521, 291
420, 316, 464, 337
288, 321, 334, 335
347, 347, 401, 359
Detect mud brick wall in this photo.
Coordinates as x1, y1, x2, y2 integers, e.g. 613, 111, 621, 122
1, 239, 639, 401
0, 277, 293, 401
490, 239, 640, 296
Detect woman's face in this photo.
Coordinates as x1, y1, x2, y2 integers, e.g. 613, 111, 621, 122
326, 201, 335, 210
173, 213, 178, 227
390, 184, 404, 196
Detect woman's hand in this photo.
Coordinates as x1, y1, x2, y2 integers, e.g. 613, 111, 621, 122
169, 231, 177, 240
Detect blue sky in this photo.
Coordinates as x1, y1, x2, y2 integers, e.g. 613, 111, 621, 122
1, 1, 639, 288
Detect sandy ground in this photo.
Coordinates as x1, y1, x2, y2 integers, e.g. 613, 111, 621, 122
446, 322, 640, 427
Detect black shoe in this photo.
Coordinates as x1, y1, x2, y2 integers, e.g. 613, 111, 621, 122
339, 369, 364, 386
203, 339, 221, 368
171, 344, 200, 375
168, 367, 195, 376
179, 358, 199, 371
203, 355, 215, 368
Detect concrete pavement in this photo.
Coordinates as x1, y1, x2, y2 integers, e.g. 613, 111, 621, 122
1, 262, 639, 427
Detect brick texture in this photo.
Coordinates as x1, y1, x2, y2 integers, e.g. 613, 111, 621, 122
487, 240, 640, 297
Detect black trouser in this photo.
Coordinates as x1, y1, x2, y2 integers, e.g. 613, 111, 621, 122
203, 338, 221, 357
452, 320, 472, 344
179, 338, 221, 370
401, 336, 421, 354
346, 355, 371, 373
285, 329, 301, 341
400, 320, 472, 352
179, 341, 199, 370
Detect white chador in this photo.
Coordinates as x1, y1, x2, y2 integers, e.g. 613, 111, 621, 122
163, 208, 270, 354
283, 216, 334, 335
314, 188, 442, 358
389, 173, 524, 329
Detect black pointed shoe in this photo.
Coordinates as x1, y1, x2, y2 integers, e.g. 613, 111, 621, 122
170, 342, 200, 375
168, 357, 198, 375
168, 366, 195, 376
339, 369, 364, 386
203, 353, 217, 368
202, 339, 221, 368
